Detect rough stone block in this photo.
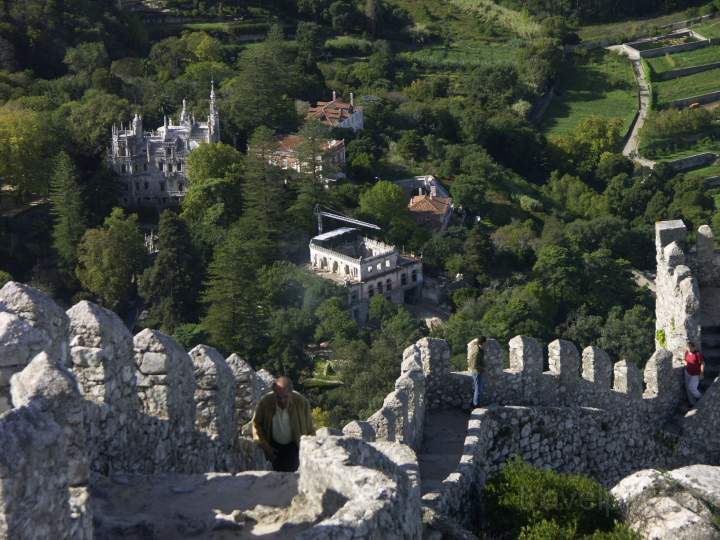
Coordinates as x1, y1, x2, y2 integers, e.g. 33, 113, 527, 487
582, 346, 612, 388
508, 336, 542, 376
613, 360, 643, 399
655, 220, 686, 250
189, 345, 236, 445
548, 339, 580, 384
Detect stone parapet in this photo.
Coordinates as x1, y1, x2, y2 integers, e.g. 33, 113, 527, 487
655, 220, 701, 362
294, 434, 422, 539
0, 282, 271, 538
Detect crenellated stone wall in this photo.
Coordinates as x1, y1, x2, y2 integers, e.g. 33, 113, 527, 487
655, 220, 701, 362
2, 218, 720, 539
360, 338, 430, 449
0, 282, 270, 539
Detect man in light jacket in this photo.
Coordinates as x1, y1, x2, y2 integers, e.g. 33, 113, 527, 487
252, 376, 315, 471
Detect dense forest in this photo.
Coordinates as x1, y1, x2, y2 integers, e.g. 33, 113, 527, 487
1, 0, 718, 427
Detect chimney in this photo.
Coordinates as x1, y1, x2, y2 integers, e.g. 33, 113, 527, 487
350, 92, 354, 107
332, 90, 337, 101
430, 184, 437, 198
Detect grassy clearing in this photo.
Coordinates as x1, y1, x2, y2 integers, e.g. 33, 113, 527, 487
695, 18, 720, 39
655, 67, 720, 103
687, 162, 720, 179
450, 0, 542, 39
646, 44, 720, 75
578, 9, 697, 43
398, 40, 520, 70
541, 49, 637, 137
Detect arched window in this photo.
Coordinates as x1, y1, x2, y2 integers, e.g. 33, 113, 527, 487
377, 282, 383, 293
411, 269, 418, 282
386, 278, 392, 290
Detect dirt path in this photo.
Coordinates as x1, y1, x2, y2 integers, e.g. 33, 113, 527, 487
621, 51, 657, 168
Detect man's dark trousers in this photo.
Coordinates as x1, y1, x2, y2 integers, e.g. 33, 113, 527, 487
271, 440, 299, 472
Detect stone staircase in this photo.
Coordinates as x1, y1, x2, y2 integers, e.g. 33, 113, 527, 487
702, 326, 720, 382
418, 409, 470, 495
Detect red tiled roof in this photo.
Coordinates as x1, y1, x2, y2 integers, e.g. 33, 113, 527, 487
307, 96, 359, 127
275, 135, 345, 155
408, 195, 452, 228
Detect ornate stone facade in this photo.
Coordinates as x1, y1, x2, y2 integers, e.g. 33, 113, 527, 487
108, 86, 219, 209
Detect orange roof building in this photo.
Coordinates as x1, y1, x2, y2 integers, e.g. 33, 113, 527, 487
408, 194, 453, 232
266, 134, 346, 183
306, 91, 364, 132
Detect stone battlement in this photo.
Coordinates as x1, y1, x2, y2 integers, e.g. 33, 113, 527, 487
2, 219, 719, 538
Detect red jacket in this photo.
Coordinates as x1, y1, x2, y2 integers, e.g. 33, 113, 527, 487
685, 351, 704, 376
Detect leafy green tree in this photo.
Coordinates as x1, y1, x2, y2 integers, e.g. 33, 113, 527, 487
296, 21, 323, 68
266, 307, 315, 378
139, 211, 201, 333
543, 172, 602, 219
396, 130, 426, 162
581, 249, 636, 315
221, 25, 298, 140
314, 297, 357, 342
0, 106, 55, 197
463, 225, 495, 285
551, 117, 624, 179
187, 142, 243, 184
599, 305, 654, 367
465, 63, 521, 109
64, 42, 109, 78
533, 245, 581, 306
56, 90, 131, 157
49, 152, 86, 272
368, 294, 398, 326
481, 282, 555, 342
329, 0, 364, 33
76, 208, 146, 308
358, 180, 409, 228
483, 457, 624, 539
201, 221, 268, 357
180, 173, 244, 250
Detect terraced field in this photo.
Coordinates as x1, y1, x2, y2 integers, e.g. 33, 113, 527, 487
578, 9, 702, 43
654, 67, 720, 104
643, 137, 720, 162
646, 44, 720, 75
695, 18, 720, 39
686, 163, 720, 180
542, 49, 637, 137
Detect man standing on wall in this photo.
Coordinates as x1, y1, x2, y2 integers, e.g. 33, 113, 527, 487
468, 336, 487, 411
252, 376, 315, 472
684, 341, 705, 406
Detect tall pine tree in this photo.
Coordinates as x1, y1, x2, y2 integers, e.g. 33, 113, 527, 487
49, 152, 86, 273
240, 127, 286, 262
201, 220, 269, 357
139, 210, 200, 333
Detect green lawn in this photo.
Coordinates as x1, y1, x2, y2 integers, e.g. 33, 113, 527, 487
654, 67, 720, 104
695, 18, 720, 39
646, 44, 720, 75
541, 49, 637, 137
